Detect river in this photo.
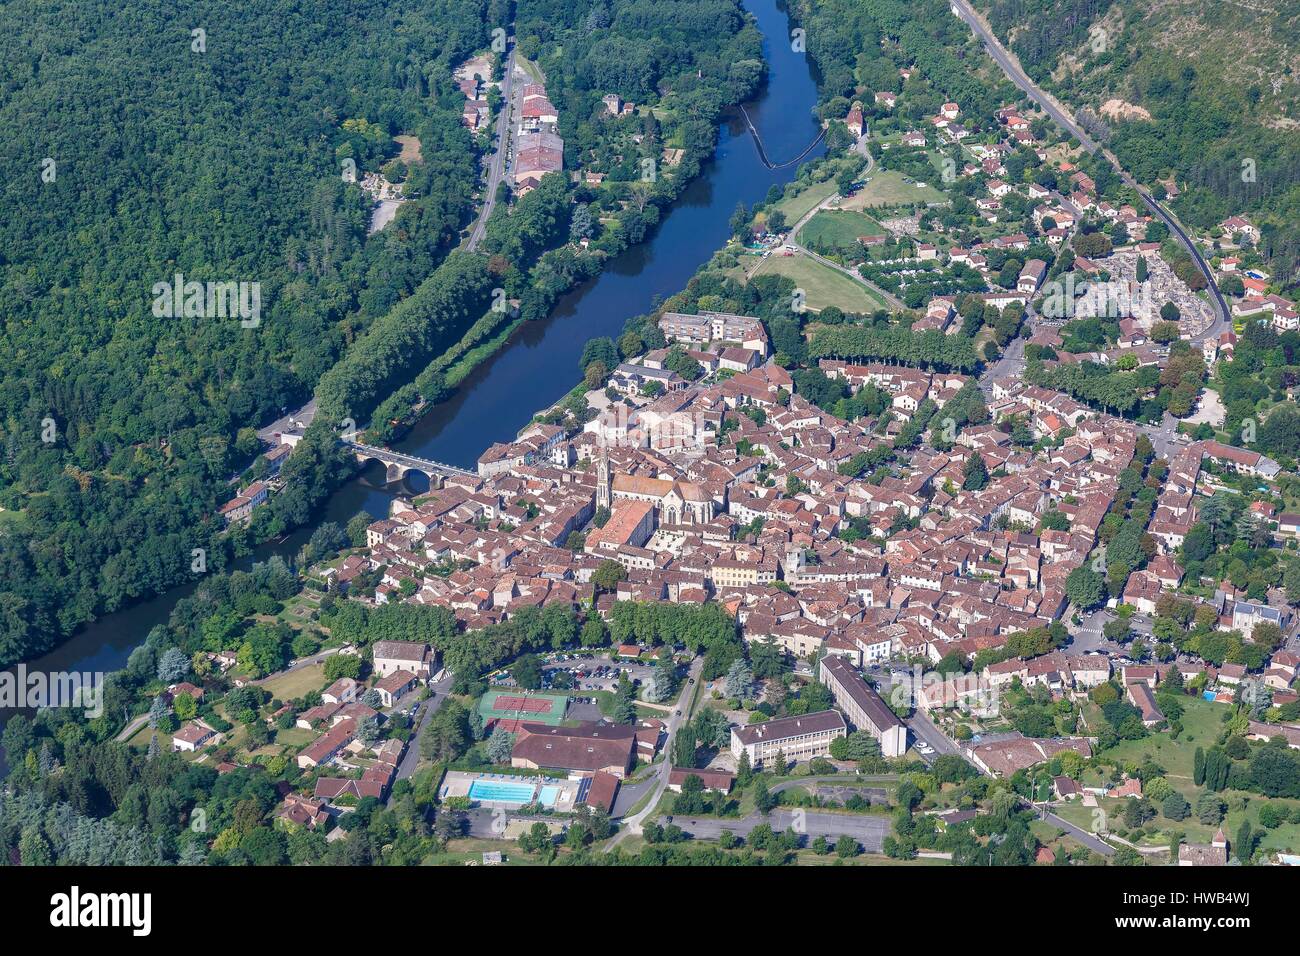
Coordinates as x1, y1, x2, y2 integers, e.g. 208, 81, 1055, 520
0, 0, 823, 752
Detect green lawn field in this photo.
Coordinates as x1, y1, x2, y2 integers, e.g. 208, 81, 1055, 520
775, 178, 840, 226
842, 169, 945, 209
751, 253, 888, 313
259, 662, 327, 701
800, 209, 886, 255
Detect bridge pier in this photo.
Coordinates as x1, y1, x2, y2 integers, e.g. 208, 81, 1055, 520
384, 462, 442, 491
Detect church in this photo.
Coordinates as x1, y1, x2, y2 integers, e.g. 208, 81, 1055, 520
596, 450, 713, 526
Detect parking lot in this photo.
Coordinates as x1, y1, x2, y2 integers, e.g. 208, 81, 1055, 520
539, 654, 657, 693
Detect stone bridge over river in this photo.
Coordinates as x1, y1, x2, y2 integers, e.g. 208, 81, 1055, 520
344, 441, 476, 486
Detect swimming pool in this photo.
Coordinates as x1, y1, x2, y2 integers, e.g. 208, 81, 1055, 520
467, 778, 559, 806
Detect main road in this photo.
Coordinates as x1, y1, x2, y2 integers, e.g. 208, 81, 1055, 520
467, 42, 519, 252
948, 0, 1229, 334
979, 332, 1024, 397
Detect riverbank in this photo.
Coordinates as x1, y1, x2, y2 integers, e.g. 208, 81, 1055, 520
0, 0, 827, 757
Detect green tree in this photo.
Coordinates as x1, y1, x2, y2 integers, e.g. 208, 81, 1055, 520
672, 724, 697, 769
962, 453, 988, 491
592, 560, 627, 594
1065, 566, 1105, 609
1161, 791, 1190, 822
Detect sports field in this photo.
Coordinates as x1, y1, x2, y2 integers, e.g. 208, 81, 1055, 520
478, 689, 569, 729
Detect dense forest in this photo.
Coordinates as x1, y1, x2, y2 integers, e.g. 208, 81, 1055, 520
790, 0, 1013, 120
0, 0, 776, 667
0, 0, 492, 666
318, 0, 769, 427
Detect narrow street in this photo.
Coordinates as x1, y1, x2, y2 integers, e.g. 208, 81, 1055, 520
1034, 805, 1116, 858
387, 674, 455, 803
904, 708, 960, 760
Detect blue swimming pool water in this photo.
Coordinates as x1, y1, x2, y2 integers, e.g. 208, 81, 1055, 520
468, 779, 538, 803
1204, 691, 1216, 701
467, 778, 560, 806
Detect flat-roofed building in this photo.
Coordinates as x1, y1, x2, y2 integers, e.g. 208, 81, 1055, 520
730, 710, 846, 768
657, 311, 769, 356
819, 655, 908, 757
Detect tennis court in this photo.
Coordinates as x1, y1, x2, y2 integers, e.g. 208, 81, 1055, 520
477, 690, 569, 730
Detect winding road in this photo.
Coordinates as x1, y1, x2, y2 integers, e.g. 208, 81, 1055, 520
609, 657, 704, 842
949, 0, 1229, 335
388, 674, 455, 802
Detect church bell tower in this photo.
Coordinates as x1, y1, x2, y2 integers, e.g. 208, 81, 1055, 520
596, 446, 611, 511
